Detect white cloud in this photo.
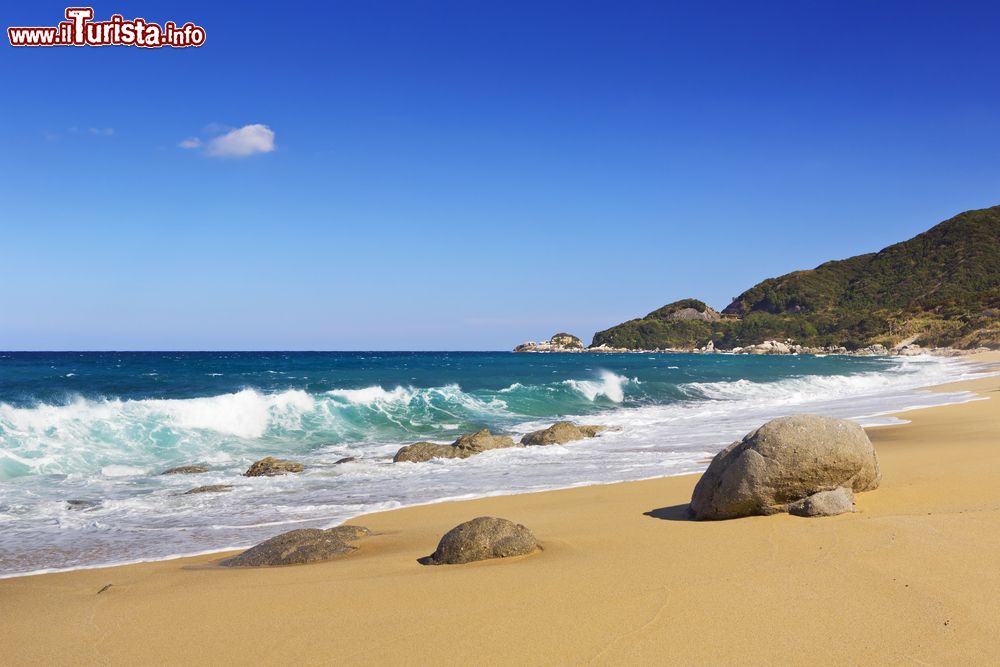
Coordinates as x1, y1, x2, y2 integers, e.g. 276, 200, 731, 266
178, 137, 202, 149
88, 127, 114, 136
205, 124, 275, 158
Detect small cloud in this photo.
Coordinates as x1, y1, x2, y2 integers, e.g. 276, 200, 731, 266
205, 124, 275, 158
88, 127, 114, 137
178, 137, 202, 149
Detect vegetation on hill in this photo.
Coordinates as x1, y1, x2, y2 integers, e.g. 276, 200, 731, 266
592, 206, 1000, 350
644, 299, 714, 320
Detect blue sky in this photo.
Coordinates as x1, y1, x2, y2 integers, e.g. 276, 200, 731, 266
2, 1, 999, 350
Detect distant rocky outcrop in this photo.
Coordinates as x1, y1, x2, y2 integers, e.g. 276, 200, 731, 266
514, 332, 584, 352
646, 299, 722, 322
394, 429, 518, 463
690, 415, 880, 520
161, 465, 209, 475
420, 517, 538, 565
221, 525, 370, 567
244, 457, 305, 477
521, 421, 608, 446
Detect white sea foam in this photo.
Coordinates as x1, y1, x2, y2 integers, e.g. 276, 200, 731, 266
328, 386, 412, 404
564, 370, 633, 402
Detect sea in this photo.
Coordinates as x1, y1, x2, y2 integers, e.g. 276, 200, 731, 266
0, 351, 991, 578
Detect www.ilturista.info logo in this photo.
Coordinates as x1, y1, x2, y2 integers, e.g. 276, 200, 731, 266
8, 7, 205, 48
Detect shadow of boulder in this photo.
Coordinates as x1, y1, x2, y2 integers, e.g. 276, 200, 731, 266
643, 504, 693, 522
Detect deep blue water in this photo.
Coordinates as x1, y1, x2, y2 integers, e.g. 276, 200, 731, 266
0, 350, 896, 406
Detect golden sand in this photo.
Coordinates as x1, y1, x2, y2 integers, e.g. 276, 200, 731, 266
2, 353, 998, 665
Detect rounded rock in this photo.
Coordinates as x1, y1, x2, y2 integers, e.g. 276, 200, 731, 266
244, 457, 305, 477
690, 414, 880, 520
222, 525, 370, 567
422, 516, 538, 565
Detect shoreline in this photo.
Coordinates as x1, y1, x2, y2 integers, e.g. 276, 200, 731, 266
2, 352, 998, 664
0, 354, 993, 581
515, 344, 995, 356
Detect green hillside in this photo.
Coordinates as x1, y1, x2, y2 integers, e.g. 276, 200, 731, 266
592, 206, 1000, 350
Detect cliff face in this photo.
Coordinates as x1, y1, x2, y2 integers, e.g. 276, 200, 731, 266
592, 206, 1000, 351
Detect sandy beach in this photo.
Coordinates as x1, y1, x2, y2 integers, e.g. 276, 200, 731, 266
2, 352, 998, 666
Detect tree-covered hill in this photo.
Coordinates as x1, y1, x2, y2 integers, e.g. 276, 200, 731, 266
592, 206, 1000, 350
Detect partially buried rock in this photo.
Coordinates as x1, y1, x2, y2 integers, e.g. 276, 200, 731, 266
334, 456, 357, 465
521, 421, 608, 446
420, 517, 538, 565
184, 484, 234, 495
244, 456, 305, 477
221, 525, 370, 567
690, 414, 880, 520
394, 428, 517, 463
161, 465, 209, 475
788, 487, 855, 517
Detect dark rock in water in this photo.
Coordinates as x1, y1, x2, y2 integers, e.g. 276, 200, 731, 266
244, 456, 305, 477
420, 517, 538, 565
788, 487, 856, 517
690, 414, 880, 520
393, 442, 461, 463
161, 465, 209, 475
221, 525, 370, 567
184, 484, 234, 495
394, 428, 518, 463
334, 456, 357, 465
66, 499, 100, 511
452, 429, 516, 454
521, 421, 608, 446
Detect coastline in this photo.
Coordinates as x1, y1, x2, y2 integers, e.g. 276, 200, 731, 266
1, 352, 998, 664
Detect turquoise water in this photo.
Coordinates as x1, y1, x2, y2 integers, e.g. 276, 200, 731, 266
0, 351, 986, 576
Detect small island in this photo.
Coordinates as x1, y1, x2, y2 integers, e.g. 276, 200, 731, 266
514, 332, 585, 352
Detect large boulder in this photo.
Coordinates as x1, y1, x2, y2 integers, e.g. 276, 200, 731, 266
161, 465, 209, 475
221, 525, 370, 567
394, 429, 517, 463
690, 415, 880, 520
244, 457, 305, 477
521, 421, 607, 446
421, 517, 538, 565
